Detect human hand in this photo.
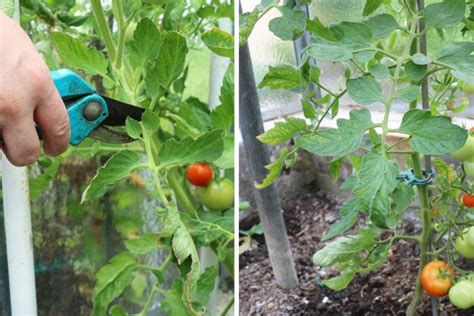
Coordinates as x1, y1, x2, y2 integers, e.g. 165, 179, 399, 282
0, 11, 70, 166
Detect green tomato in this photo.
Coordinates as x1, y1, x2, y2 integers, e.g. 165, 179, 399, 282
466, 227, 474, 248
199, 178, 234, 211
465, 161, 474, 179
451, 135, 474, 162
449, 280, 474, 309
456, 234, 474, 259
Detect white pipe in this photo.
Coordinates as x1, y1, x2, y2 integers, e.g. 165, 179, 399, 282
1, 1, 38, 315
201, 17, 233, 316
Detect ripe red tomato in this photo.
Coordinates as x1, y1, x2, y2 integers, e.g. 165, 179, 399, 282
186, 163, 213, 187
463, 194, 474, 208
421, 261, 455, 297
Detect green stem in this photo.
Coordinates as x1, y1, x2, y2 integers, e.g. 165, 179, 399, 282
312, 90, 346, 132
138, 285, 158, 316
90, 0, 116, 62
112, 0, 126, 69
220, 297, 234, 316
167, 167, 197, 217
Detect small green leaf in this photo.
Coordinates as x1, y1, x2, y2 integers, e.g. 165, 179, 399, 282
142, 110, 160, 131
193, 267, 218, 306
363, 0, 383, 16
257, 117, 306, 145
399, 109, 468, 154
347, 77, 382, 105
269, 6, 306, 41
322, 199, 359, 241
354, 50, 375, 63
398, 85, 420, 103
125, 117, 141, 139
158, 130, 225, 169
412, 53, 432, 65
124, 234, 159, 255
172, 226, 194, 264
129, 18, 161, 67
214, 135, 234, 170
369, 64, 390, 79
109, 305, 127, 316
296, 109, 373, 159
323, 270, 356, 291
301, 99, 317, 119
255, 148, 289, 189
303, 39, 353, 62
93, 253, 137, 316
306, 16, 337, 41
364, 14, 399, 38
436, 42, 474, 84
51, 32, 109, 78
404, 61, 427, 82
201, 28, 234, 58
82, 151, 141, 202
258, 64, 302, 90
423, 0, 466, 29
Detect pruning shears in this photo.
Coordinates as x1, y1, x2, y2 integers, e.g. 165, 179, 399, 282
50, 68, 144, 145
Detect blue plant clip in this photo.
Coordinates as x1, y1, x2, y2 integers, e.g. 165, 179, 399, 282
51, 69, 109, 145
396, 169, 435, 186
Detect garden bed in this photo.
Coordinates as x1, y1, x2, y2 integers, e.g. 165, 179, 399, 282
239, 147, 474, 315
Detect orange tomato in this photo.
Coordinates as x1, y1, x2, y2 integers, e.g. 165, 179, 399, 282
421, 261, 455, 297
463, 194, 474, 208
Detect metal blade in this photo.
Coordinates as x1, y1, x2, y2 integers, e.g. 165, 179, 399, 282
88, 125, 136, 144
101, 95, 145, 126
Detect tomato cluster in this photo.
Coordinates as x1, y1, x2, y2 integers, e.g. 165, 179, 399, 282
186, 163, 234, 211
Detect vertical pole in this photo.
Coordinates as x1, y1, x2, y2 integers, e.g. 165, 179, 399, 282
239, 13, 299, 287
202, 17, 233, 315
1, 1, 38, 315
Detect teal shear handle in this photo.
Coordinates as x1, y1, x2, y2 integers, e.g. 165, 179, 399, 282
51, 69, 109, 145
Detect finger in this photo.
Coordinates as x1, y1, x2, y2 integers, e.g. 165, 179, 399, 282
2, 116, 40, 166
34, 81, 70, 156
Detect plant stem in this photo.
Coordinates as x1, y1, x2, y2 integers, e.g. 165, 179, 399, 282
312, 89, 346, 132
138, 285, 158, 316
166, 167, 197, 217
112, 0, 126, 69
90, 0, 117, 62
220, 297, 234, 316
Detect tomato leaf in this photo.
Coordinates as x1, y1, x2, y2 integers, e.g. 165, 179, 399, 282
141, 110, 160, 132
160, 281, 189, 315
51, 32, 109, 78
423, 0, 466, 29
146, 31, 188, 95
211, 64, 234, 131
404, 61, 427, 82
399, 109, 468, 154
258, 64, 302, 90
158, 129, 225, 169
322, 270, 356, 291
296, 109, 374, 159
257, 117, 306, 145
306, 16, 337, 41
364, 14, 399, 38
398, 85, 420, 103
269, 6, 306, 41
322, 199, 360, 241
255, 147, 289, 189
81, 150, 142, 203
369, 64, 390, 79
129, 18, 161, 68
125, 117, 141, 139
347, 76, 383, 105
363, 0, 383, 16
93, 253, 137, 316
214, 135, 234, 169
436, 42, 474, 84
412, 53, 432, 65
201, 28, 234, 58
124, 234, 159, 255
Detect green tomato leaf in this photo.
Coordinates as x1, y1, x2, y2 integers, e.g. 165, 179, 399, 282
306, 16, 337, 41
412, 53, 432, 65
93, 253, 137, 316
363, 0, 383, 16
146, 31, 189, 96
258, 64, 302, 90
296, 109, 374, 159
172, 226, 195, 265
158, 129, 225, 169
214, 135, 234, 169
257, 117, 306, 145
163, 0, 185, 31
404, 61, 427, 82
347, 77, 383, 105
303, 38, 353, 62
423, 0, 466, 29
269, 6, 306, 41
322, 199, 360, 241
436, 42, 474, 84
364, 14, 399, 38
398, 85, 420, 103
399, 109, 468, 154
239, 9, 259, 47
211, 64, 234, 130
201, 28, 234, 58
124, 234, 159, 255
255, 148, 289, 189
125, 117, 141, 139
193, 267, 218, 306
369, 64, 390, 79
160, 281, 189, 315
51, 32, 109, 78
353, 153, 399, 227
82, 151, 141, 203
109, 305, 127, 316
141, 110, 160, 132
129, 18, 161, 68
322, 270, 356, 291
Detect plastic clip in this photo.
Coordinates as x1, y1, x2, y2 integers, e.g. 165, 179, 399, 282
396, 169, 435, 186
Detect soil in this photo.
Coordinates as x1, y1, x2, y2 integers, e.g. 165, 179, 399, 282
239, 179, 474, 316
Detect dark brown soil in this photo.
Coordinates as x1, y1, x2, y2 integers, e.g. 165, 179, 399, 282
239, 188, 474, 316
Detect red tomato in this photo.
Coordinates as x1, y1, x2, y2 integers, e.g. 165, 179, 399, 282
463, 194, 474, 208
421, 261, 455, 297
186, 163, 213, 187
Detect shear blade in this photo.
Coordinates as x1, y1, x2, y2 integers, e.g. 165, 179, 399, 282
101, 95, 145, 126
89, 125, 136, 144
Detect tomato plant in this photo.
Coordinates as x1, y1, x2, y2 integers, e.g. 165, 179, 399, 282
242, 0, 474, 314
16, 0, 235, 315
420, 261, 454, 297
187, 163, 213, 187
